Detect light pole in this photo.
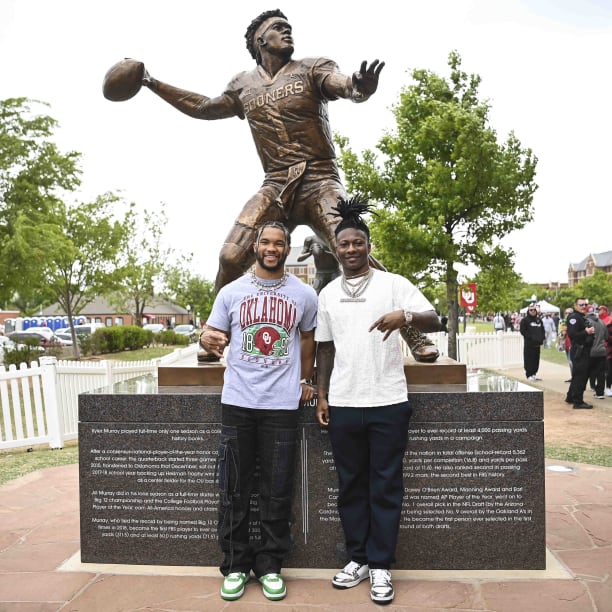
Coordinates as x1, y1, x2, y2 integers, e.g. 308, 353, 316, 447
186, 304, 191, 324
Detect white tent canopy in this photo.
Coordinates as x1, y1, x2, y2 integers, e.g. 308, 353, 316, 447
520, 299, 560, 315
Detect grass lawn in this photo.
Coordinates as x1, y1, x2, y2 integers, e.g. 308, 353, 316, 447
105, 346, 182, 361
0, 441, 79, 486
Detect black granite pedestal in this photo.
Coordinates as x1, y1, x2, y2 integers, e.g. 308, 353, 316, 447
78, 372, 545, 570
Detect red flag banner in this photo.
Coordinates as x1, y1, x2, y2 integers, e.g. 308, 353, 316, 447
459, 283, 478, 313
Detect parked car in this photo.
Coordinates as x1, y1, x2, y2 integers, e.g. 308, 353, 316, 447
24, 326, 58, 342
71, 323, 105, 335
8, 330, 61, 347
173, 324, 198, 343
53, 324, 105, 346
54, 330, 74, 346
143, 323, 165, 333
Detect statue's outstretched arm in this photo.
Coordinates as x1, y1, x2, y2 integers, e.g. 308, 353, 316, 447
322, 59, 385, 103
142, 68, 238, 120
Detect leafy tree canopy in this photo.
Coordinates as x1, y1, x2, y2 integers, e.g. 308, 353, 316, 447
336, 51, 538, 357
0, 98, 82, 305
109, 205, 194, 327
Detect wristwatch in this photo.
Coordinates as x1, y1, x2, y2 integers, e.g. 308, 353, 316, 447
403, 310, 413, 325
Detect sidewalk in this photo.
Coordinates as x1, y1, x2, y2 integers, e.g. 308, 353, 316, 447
495, 359, 574, 397
1, 460, 610, 611
0, 359, 610, 611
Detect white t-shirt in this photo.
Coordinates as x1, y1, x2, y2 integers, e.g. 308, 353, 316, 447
315, 269, 434, 407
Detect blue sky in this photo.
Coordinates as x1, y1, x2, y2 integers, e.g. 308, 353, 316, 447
2, 0, 611, 285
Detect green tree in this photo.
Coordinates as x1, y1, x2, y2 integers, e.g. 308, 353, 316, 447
163, 271, 216, 325
110, 207, 192, 327
574, 271, 612, 308
555, 286, 579, 313
0, 98, 81, 306
472, 252, 522, 315
336, 52, 538, 358
43, 195, 132, 358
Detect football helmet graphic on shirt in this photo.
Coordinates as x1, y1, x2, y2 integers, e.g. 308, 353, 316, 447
254, 326, 281, 355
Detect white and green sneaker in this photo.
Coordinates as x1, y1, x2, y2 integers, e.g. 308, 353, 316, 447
220, 572, 249, 600
259, 573, 287, 600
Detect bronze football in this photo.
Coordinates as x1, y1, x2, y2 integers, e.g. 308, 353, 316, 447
102, 58, 145, 101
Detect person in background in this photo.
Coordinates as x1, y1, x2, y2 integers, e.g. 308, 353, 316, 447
519, 303, 545, 381
493, 312, 505, 332
565, 297, 595, 409
315, 196, 440, 605
586, 306, 609, 399
557, 307, 574, 382
542, 314, 556, 349
597, 305, 612, 397
199, 221, 318, 602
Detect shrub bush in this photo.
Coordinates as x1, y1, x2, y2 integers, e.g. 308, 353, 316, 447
2, 339, 43, 368
89, 326, 152, 354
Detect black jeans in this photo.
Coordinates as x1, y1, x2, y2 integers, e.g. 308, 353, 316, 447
327, 401, 412, 569
523, 343, 541, 378
588, 356, 607, 396
566, 346, 590, 404
217, 404, 298, 578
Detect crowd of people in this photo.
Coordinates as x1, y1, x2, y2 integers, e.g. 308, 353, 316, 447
515, 300, 612, 409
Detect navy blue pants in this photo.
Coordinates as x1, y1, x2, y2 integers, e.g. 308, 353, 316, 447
328, 401, 412, 569
217, 404, 298, 578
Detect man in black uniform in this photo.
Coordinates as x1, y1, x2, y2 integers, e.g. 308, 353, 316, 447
519, 304, 545, 381
565, 297, 595, 409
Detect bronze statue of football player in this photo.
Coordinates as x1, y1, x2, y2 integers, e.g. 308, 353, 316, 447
103, 9, 438, 362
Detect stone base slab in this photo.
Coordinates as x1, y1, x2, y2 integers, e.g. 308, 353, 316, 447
158, 357, 466, 387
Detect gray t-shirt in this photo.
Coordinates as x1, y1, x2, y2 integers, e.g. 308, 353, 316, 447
207, 273, 318, 410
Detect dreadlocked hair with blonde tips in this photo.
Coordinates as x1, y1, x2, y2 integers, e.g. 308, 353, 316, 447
330, 195, 376, 239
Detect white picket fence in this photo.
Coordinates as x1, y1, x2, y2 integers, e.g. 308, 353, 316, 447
0, 346, 197, 451
402, 330, 524, 369
1, 333, 523, 451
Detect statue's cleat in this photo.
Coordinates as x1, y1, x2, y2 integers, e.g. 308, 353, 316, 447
400, 326, 439, 363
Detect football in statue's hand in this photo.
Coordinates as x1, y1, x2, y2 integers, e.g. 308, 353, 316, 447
102, 58, 145, 101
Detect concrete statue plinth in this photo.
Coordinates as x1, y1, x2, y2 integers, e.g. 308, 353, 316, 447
78, 362, 545, 570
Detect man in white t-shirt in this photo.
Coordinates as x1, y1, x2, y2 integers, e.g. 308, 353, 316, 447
315, 196, 439, 604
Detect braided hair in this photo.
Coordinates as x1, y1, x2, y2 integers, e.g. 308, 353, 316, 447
245, 9, 288, 62
330, 195, 376, 239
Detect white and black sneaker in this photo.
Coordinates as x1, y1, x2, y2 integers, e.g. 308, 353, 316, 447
332, 561, 370, 589
369, 568, 394, 604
